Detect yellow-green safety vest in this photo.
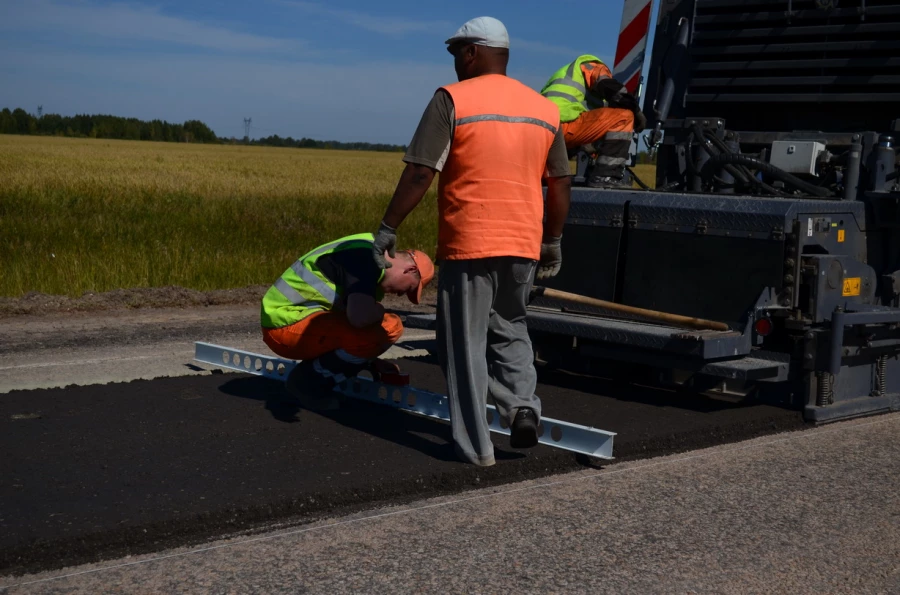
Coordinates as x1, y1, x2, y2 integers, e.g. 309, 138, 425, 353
260, 233, 385, 328
540, 54, 609, 123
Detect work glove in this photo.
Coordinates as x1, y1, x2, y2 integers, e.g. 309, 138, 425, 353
536, 236, 562, 280
594, 77, 626, 100
595, 78, 646, 133
372, 221, 397, 269
632, 108, 647, 133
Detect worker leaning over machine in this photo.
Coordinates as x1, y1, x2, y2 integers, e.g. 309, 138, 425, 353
540, 54, 647, 188
261, 233, 434, 410
371, 17, 573, 466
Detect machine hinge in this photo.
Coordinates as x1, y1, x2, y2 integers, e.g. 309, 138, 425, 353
610, 215, 623, 228
695, 220, 708, 234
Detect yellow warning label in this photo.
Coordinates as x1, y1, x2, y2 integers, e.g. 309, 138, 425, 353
843, 277, 861, 297
837, 229, 845, 242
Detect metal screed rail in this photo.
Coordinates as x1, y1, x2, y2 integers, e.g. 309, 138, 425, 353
194, 342, 616, 460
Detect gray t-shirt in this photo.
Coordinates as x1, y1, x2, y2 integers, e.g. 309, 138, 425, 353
403, 89, 570, 177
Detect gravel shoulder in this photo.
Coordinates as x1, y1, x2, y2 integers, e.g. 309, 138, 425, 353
0, 286, 437, 393
0, 285, 437, 349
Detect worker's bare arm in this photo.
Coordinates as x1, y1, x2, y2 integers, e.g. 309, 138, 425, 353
346, 293, 387, 328
544, 175, 572, 239
382, 163, 436, 229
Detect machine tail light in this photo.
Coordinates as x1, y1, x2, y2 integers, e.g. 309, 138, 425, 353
754, 317, 773, 336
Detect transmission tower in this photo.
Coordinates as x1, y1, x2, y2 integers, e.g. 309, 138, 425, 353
243, 117, 252, 142
37, 105, 43, 118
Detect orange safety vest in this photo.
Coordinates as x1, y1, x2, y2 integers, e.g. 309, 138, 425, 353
437, 74, 560, 261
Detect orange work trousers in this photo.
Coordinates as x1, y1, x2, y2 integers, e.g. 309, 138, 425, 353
262, 311, 404, 361
561, 107, 634, 151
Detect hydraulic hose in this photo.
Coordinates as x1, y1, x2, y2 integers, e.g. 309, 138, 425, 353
626, 166, 652, 190
701, 153, 834, 197
689, 124, 753, 188
703, 131, 757, 182
701, 131, 785, 196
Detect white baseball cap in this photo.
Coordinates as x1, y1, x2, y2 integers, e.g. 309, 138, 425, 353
445, 16, 509, 49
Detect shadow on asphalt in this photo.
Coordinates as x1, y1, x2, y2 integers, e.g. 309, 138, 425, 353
394, 354, 758, 415
536, 367, 759, 413
391, 339, 437, 353
217, 376, 526, 464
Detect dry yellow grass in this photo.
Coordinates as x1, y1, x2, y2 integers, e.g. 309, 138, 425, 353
0, 135, 435, 297
630, 164, 657, 188
2, 135, 408, 201
1, 135, 656, 297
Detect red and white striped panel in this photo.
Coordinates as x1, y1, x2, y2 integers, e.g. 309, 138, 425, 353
613, 0, 653, 94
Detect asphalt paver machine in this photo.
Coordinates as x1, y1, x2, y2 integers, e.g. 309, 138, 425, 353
530, 0, 900, 421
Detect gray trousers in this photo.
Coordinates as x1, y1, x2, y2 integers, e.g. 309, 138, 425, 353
437, 257, 542, 465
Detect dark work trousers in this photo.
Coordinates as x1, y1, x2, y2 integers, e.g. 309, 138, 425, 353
437, 257, 542, 466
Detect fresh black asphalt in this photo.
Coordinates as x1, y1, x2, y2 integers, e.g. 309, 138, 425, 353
0, 358, 805, 576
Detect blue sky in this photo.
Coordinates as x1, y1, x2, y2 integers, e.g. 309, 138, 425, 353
1, 0, 655, 144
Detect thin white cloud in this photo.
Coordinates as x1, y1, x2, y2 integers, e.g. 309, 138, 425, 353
0, 47, 450, 143
2, 0, 303, 53
276, 0, 454, 36
511, 38, 602, 60
276, 0, 583, 58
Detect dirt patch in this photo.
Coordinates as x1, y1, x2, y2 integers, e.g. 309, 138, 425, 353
0, 285, 438, 319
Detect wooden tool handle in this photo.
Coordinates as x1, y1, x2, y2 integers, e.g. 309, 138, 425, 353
533, 287, 730, 332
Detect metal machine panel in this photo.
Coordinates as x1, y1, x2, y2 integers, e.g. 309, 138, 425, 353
527, 309, 748, 358
534, 189, 631, 309
620, 231, 783, 325
644, 0, 900, 133
769, 141, 827, 174
537, 223, 621, 303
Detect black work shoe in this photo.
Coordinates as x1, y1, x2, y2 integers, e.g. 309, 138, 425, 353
285, 360, 340, 411
510, 408, 539, 449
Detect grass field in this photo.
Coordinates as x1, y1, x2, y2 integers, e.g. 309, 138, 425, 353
0, 135, 655, 298
0, 136, 436, 297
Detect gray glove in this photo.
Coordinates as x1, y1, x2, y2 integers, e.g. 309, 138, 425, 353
372, 221, 397, 269
537, 236, 562, 280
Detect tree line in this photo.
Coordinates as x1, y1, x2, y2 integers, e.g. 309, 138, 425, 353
1, 106, 651, 158
1, 107, 217, 143
245, 134, 405, 152
0, 107, 407, 152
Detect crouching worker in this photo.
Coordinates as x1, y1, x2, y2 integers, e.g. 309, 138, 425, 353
261, 232, 434, 410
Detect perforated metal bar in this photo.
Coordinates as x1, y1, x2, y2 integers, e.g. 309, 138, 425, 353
194, 342, 615, 460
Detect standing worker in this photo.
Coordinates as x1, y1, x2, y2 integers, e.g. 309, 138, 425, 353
261, 232, 434, 410
540, 54, 647, 188
371, 17, 573, 466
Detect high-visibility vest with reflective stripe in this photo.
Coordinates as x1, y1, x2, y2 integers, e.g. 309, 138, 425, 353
438, 74, 560, 261
260, 233, 385, 328
541, 55, 609, 123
